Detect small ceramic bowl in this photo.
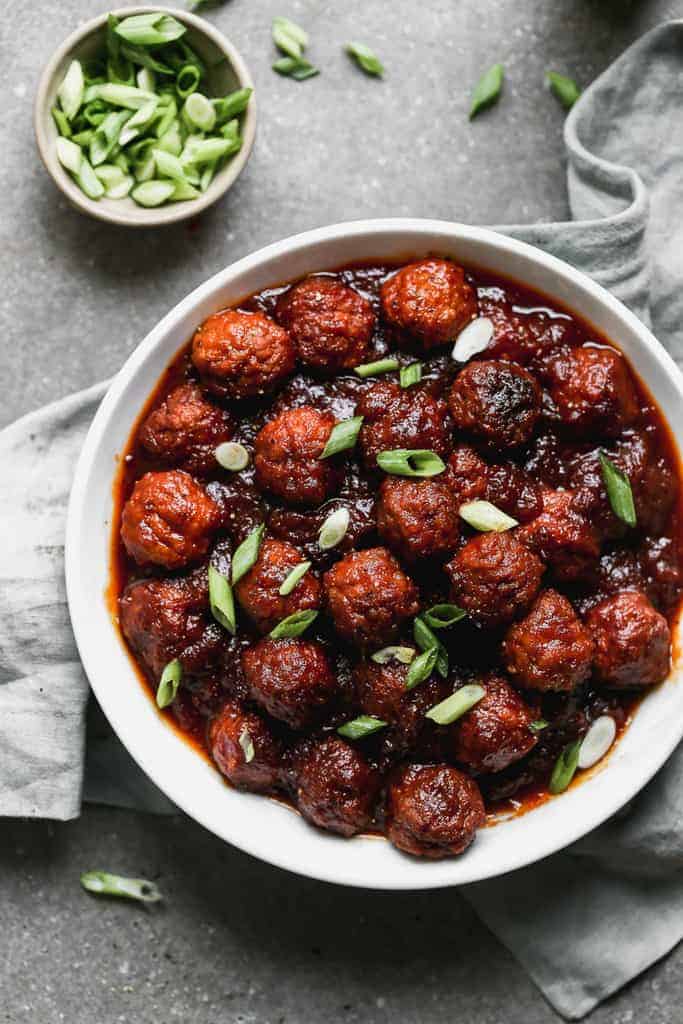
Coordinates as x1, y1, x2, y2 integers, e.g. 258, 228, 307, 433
34, 5, 256, 227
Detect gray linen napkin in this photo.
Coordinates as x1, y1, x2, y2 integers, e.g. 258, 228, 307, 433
2, 19, 683, 1020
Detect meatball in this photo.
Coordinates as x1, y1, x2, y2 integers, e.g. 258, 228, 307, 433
444, 444, 488, 504
543, 346, 638, 438
479, 292, 578, 365
380, 258, 477, 349
324, 547, 420, 646
357, 381, 453, 471
235, 538, 321, 635
253, 406, 342, 507
376, 477, 460, 562
291, 735, 381, 836
586, 590, 671, 688
385, 764, 485, 858
452, 674, 537, 773
444, 444, 543, 523
242, 638, 337, 730
138, 382, 234, 476
191, 309, 295, 400
503, 589, 594, 692
120, 469, 219, 569
275, 276, 375, 372
448, 359, 542, 449
208, 700, 284, 793
517, 489, 599, 583
445, 532, 544, 629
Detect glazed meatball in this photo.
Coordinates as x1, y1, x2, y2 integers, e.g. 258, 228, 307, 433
452, 674, 537, 774
479, 292, 578, 365
503, 589, 594, 692
385, 764, 486, 858
357, 381, 453, 471
376, 477, 460, 562
291, 735, 381, 836
517, 489, 599, 583
444, 445, 543, 523
191, 309, 295, 400
209, 700, 284, 793
324, 547, 420, 646
120, 469, 218, 569
380, 258, 477, 349
254, 406, 342, 507
444, 444, 488, 504
242, 638, 337, 730
138, 382, 234, 476
586, 590, 671, 688
543, 346, 638, 438
276, 276, 375, 372
235, 538, 321, 635
445, 532, 544, 629
448, 359, 542, 449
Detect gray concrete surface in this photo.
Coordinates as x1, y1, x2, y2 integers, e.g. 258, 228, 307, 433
2, 0, 683, 1021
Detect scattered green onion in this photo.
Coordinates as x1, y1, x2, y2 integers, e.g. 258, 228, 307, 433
272, 16, 309, 59
425, 683, 485, 725
549, 739, 582, 794
130, 180, 176, 206
80, 871, 162, 903
208, 564, 236, 634
115, 13, 186, 47
376, 449, 446, 478
279, 561, 311, 596
371, 646, 416, 665
239, 726, 255, 763
599, 452, 637, 527
346, 42, 384, 77
273, 57, 319, 80
529, 719, 549, 733
58, 59, 85, 120
318, 507, 350, 550
423, 604, 466, 629
546, 71, 581, 110
231, 524, 265, 584
320, 416, 364, 459
469, 63, 504, 119
354, 358, 399, 378
215, 441, 249, 471
269, 609, 319, 639
459, 500, 518, 532
400, 362, 423, 388
413, 616, 448, 678
338, 715, 387, 740
406, 646, 439, 691
156, 658, 182, 708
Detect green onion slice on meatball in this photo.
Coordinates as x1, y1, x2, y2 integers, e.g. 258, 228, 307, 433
405, 646, 439, 690
376, 449, 446, 478
156, 658, 182, 709
278, 560, 312, 596
459, 500, 518, 532
425, 684, 485, 725
320, 416, 364, 458
231, 524, 265, 585
549, 739, 582, 794
599, 452, 637, 527
337, 715, 387, 740
208, 565, 236, 634
269, 609, 319, 639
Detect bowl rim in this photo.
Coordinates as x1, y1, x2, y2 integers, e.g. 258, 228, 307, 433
34, 4, 256, 228
65, 218, 683, 888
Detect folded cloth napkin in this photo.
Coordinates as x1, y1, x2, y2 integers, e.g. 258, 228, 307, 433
2, 19, 683, 1021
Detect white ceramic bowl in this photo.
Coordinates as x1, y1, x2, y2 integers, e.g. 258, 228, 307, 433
66, 219, 683, 889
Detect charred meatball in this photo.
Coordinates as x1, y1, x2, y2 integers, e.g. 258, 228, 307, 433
120, 469, 218, 569
357, 381, 453, 471
517, 489, 599, 583
138, 382, 234, 475
452, 674, 537, 773
191, 309, 295, 400
291, 735, 381, 836
445, 532, 544, 629
254, 406, 343, 507
235, 538, 321, 635
543, 346, 638, 438
376, 477, 460, 562
209, 700, 284, 793
448, 359, 542, 449
324, 547, 420, 646
276, 276, 375, 372
242, 638, 337, 730
380, 258, 477, 349
586, 590, 671, 688
503, 589, 594, 692
385, 764, 485, 858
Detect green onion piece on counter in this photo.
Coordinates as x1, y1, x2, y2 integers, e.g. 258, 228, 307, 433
546, 71, 581, 110
354, 358, 399, 378
400, 362, 422, 388
213, 88, 252, 124
208, 564, 236, 634
215, 441, 249, 471
52, 106, 72, 137
80, 871, 162, 903
376, 449, 446, 478
183, 92, 216, 131
599, 452, 637, 527
469, 63, 504, 119
549, 739, 582, 794
345, 42, 384, 77
338, 715, 387, 740
56, 137, 82, 175
131, 179, 176, 206
75, 155, 105, 199
156, 658, 182, 708
405, 646, 439, 691
272, 16, 309, 59
269, 609, 319, 640
371, 646, 416, 665
115, 13, 186, 47
459, 500, 518, 533
425, 683, 486, 725
423, 603, 466, 629
273, 57, 319, 81
232, 524, 265, 584
413, 616, 449, 678
239, 727, 255, 763
279, 561, 311, 597
529, 719, 549, 733
318, 507, 350, 550
58, 59, 85, 120
320, 416, 364, 459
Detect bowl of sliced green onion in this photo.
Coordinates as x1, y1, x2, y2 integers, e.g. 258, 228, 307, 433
35, 6, 256, 226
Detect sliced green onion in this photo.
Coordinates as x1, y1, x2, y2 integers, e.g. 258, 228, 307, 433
273, 57, 319, 81
239, 726, 255, 763
157, 122, 183, 156
400, 362, 422, 388
115, 13, 186, 47
136, 67, 156, 92
58, 59, 85, 120
208, 564, 236, 634
269, 609, 318, 640
121, 43, 174, 76
213, 88, 253, 124
272, 16, 309, 59
71, 129, 94, 147
599, 452, 637, 527
74, 155, 105, 199
469, 63, 504, 119
337, 715, 387, 740
170, 179, 200, 202
279, 561, 311, 596
183, 92, 216, 132
320, 416, 363, 459
376, 449, 446, 478
452, 316, 494, 362
155, 99, 178, 139
425, 683, 485, 725
423, 603, 466, 629
549, 739, 582, 794
156, 658, 182, 708
153, 148, 187, 181
119, 97, 158, 145
413, 616, 448, 678
459, 500, 518, 532
406, 646, 438, 691
80, 871, 162, 903
529, 719, 549, 733
215, 441, 249, 471
577, 715, 616, 769
56, 137, 82, 175
177, 64, 201, 99
346, 42, 384, 77
318, 507, 350, 550
354, 358, 399, 378
94, 164, 133, 198
371, 646, 416, 665
232, 524, 265, 584
90, 109, 132, 166
92, 83, 157, 110
546, 71, 581, 110
133, 150, 156, 182
131, 180, 176, 207
82, 99, 109, 127
52, 106, 72, 137
181, 136, 235, 165
200, 161, 217, 192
